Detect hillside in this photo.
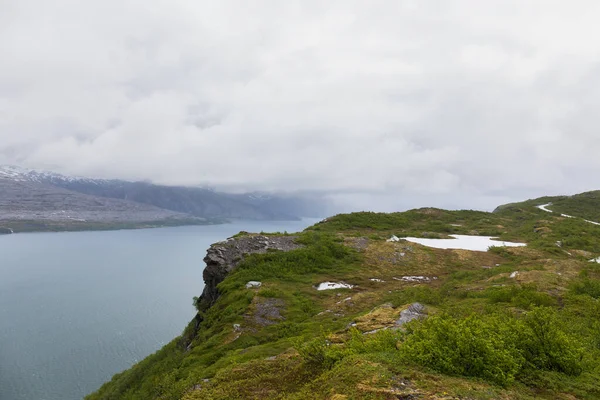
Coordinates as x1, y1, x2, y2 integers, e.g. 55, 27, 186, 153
87, 192, 600, 399
0, 178, 208, 232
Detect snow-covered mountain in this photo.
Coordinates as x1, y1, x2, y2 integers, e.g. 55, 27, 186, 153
0, 165, 111, 185
0, 165, 330, 232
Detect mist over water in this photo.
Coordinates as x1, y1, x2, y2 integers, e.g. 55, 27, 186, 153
0, 219, 318, 400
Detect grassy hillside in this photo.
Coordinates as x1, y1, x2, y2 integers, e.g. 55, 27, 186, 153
87, 194, 600, 399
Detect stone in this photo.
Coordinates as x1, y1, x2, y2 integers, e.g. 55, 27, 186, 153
246, 281, 262, 289
396, 303, 426, 327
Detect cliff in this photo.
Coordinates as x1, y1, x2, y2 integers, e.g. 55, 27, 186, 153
88, 193, 600, 400
184, 234, 302, 346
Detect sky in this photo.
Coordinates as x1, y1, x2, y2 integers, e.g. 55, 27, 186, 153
1, 0, 600, 212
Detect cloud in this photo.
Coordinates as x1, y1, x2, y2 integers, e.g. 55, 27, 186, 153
1, 0, 600, 211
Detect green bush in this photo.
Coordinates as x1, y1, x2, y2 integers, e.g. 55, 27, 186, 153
399, 314, 522, 385
293, 336, 340, 370
485, 285, 557, 309
518, 307, 584, 376
570, 278, 600, 299
398, 308, 584, 386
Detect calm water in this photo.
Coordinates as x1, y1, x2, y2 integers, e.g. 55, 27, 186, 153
0, 219, 318, 400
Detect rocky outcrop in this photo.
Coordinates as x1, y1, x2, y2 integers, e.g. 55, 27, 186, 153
395, 303, 426, 327
184, 234, 302, 347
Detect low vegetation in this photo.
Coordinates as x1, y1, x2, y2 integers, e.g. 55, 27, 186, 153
87, 192, 600, 399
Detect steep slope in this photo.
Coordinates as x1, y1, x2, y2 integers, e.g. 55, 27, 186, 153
88, 192, 600, 399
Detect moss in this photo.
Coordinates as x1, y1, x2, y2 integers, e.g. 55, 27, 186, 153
87, 192, 600, 400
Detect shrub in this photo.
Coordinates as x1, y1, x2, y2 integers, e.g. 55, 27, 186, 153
398, 309, 585, 386
517, 307, 584, 376
293, 336, 340, 370
485, 285, 557, 309
399, 314, 523, 385
570, 278, 600, 299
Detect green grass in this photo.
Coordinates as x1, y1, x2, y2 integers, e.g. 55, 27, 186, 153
87, 191, 600, 400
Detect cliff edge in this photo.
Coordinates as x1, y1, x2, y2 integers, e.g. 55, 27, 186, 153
184, 234, 302, 347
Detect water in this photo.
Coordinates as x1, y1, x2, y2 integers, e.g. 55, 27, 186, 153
0, 219, 318, 400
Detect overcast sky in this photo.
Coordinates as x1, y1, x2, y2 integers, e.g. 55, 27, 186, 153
1, 1, 600, 212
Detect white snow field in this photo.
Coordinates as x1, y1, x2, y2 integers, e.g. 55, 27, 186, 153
401, 235, 526, 251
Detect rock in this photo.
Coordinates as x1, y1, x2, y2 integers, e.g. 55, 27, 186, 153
182, 234, 302, 348
510, 271, 519, 278
233, 324, 242, 331
245, 298, 285, 327
396, 303, 426, 327
347, 237, 369, 251
198, 235, 301, 308
245, 281, 262, 289
387, 235, 400, 242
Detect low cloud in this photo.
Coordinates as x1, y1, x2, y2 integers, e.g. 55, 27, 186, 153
2, 0, 600, 211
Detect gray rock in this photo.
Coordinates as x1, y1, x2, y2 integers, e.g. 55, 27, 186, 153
199, 235, 302, 308
245, 298, 285, 327
396, 303, 426, 327
183, 234, 302, 348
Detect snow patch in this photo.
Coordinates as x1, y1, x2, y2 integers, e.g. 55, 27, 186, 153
394, 276, 432, 283
370, 278, 385, 283
400, 235, 526, 251
534, 203, 600, 226
589, 257, 600, 263
387, 235, 400, 242
317, 282, 354, 291
510, 271, 519, 278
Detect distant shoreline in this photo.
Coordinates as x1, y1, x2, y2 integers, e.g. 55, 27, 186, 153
0, 218, 224, 234
0, 216, 314, 235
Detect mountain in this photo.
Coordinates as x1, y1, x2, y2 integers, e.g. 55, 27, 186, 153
88, 191, 600, 399
0, 175, 206, 232
0, 166, 329, 232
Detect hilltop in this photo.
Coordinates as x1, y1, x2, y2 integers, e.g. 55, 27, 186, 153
87, 191, 600, 399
